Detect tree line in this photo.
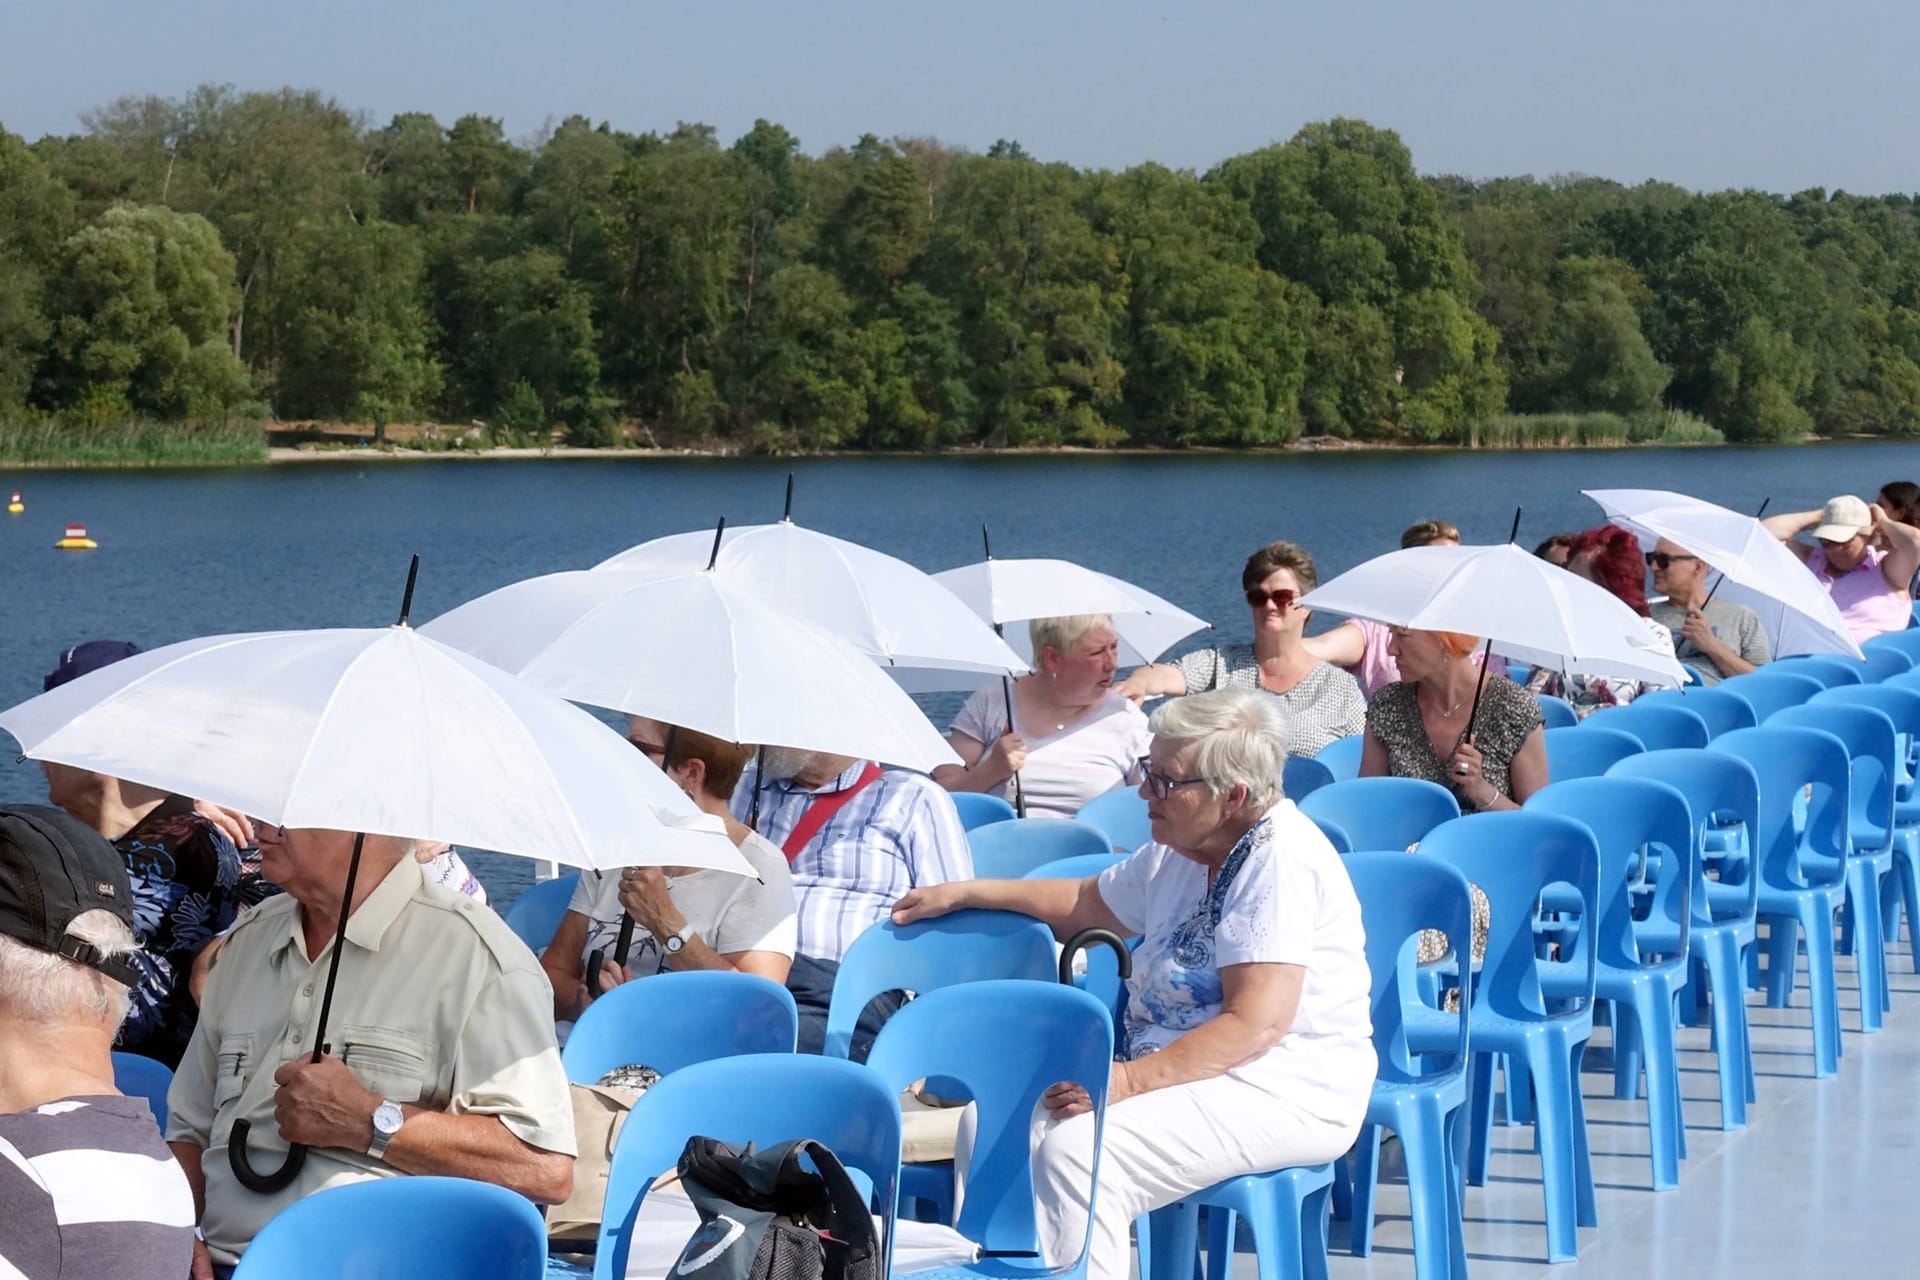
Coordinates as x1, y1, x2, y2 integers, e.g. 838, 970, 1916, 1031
2, 85, 1919, 450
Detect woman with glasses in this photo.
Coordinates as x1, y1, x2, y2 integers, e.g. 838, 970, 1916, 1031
894, 689, 1371, 1280
539, 717, 795, 1027
1644, 538, 1769, 685
1115, 541, 1365, 757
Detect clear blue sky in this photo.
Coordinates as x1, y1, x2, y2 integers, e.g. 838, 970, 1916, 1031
1, 0, 1912, 193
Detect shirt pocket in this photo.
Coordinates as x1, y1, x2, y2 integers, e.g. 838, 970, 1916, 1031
340, 1026, 434, 1107
214, 1032, 253, 1110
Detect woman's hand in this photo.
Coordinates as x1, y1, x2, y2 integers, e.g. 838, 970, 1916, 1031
986, 731, 1028, 776
617, 867, 687, 943
1042, 1061, 1135, 1119
891, 882, 969, 926
567, 956, 635, 1016
1113, 669, 1154, 705
192, 801, 253, 849
1447, 737, 1500, 810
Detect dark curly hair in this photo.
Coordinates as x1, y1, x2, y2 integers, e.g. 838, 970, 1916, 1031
1566, 525, 1648, 616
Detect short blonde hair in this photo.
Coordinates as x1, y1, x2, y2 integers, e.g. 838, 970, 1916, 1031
1148, 689, 1288, 811
1028, 614, 1114, 663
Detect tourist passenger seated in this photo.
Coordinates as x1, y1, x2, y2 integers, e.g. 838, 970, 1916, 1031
936, 613, 1151, 819
542, 718, 795, 1025
1303, 518, 1463, 697
1535, 533, 1573, 566
1645, 538, 1770, 685
1528, 525, 1671, 716
1763, 496, 1920, 641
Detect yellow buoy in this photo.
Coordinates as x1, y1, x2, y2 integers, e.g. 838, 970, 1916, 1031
6, 491, 20, 515
55, 523, 98, 550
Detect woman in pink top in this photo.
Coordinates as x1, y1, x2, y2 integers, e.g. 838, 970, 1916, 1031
1305, 519, 1461, 696
1763, 496, 1920, 643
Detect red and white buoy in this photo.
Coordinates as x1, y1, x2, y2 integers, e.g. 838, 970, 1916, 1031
55, 523, 98, 550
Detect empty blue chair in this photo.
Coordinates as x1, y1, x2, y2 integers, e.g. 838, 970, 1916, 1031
1340, 853, 1475, 1279
1591, 701, 1710, 751
562, 970, 798, 1083
1534, 693, 1580, 728
500, 872, 580, 952
1283, 755, 1335, 802
1768, 655, 1865, 687
1297, 778, 1459, 853
1527, 778, 1694, 1190
235, 1176, 546, 1279
1314, 733, 1365, 782
969, 818, 1114, 880
1025, 853, 1128, 881
1710, 726, 1852, 1077
1866, 628, 1920, 660
1410, 812, 1601, 1263
111, 1052, 172, 1132
1813, 683, 1920, 964
1607, 750, 1761, 1130
1076, 786, 1151, 853
1641, 685, 1756, 739
1543, 725, 1640, 780
953, 792, 1019, 831
1858, 648, 1914, 683
1718, 671, 1823, 724
595, 1055, 901, 1280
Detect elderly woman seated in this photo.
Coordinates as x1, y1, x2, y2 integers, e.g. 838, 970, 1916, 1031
935, 614, 1151, 819
542, 718, 796, 1023
894, 689, 1374, 1279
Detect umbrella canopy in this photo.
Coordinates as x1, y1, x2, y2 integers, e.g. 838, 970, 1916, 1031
1583, 487, 1866, 660
930, 558, 1210, 667
0, 626, 747, 875
1298, 542, 1687, 688
420, 568, 961, 771
595, 520, 1027, 684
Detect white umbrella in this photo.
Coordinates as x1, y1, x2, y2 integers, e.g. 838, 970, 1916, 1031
1298, 543, 1687, 691
930, 557, 1210, 667
595, 519, 1027, 686
419, 568, 961, 772
1583, 487, 1866, 660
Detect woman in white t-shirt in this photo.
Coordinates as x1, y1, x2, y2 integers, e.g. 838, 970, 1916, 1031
894, 690, 1374, 1280
541, 718, 797, 1024
936, 614, 1151, 819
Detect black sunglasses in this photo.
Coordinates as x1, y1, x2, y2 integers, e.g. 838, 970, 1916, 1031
1644, 552, 1698, 570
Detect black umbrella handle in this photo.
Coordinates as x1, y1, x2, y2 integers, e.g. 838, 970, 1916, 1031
227, 1121, 307, 1192
1059, 928, 1133, 985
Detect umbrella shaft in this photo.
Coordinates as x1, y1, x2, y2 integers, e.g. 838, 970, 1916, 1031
307, 830, 368, 1065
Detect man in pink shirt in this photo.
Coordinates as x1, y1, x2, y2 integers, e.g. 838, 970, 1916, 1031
1764, 495, 1920, 643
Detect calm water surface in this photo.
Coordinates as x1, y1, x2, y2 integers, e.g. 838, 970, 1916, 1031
6, 443, 1916, 901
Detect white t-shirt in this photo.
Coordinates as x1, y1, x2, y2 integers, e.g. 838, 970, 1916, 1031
1095, 801, 1375, 1121
950, 684, 1152, 819
567, 831, 797, 975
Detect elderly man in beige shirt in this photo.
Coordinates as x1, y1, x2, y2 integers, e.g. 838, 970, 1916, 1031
166, 824, 574, 1275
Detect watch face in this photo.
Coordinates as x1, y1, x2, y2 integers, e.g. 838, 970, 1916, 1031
664, 932, 685, 953
374, 1102, 405, 1136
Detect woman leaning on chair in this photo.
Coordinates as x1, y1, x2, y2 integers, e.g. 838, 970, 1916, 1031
894, 689, 1375, 1280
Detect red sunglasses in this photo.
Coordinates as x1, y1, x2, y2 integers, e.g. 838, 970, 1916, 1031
1245, 587, 1299, 611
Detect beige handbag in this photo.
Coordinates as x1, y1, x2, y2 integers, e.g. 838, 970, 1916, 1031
549, 1081, 646, 1242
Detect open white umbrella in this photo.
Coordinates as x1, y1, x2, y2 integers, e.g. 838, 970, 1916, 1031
931, 557, 1209, 667
1583, 487, 1866, 660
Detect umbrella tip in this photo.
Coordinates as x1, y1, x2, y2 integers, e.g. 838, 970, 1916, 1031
705, 518, 727, 572
397, 554, 422, 627
782, 473, 795, 522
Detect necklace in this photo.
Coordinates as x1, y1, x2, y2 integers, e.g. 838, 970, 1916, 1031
1421, 687, 1467, 719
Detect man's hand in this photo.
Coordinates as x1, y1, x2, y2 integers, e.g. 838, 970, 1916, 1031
190, 1236, 214, 1280
271, 1054, 380, 1152
616, 867, 686, 944
1679, 607, 1717, 650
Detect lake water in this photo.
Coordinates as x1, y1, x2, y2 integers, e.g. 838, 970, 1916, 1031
5, 442, 1915, 902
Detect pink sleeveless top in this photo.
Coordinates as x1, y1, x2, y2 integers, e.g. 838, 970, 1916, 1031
1808, 544, 1910, 642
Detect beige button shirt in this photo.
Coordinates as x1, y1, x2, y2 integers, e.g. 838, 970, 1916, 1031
166, 855, 574, 1264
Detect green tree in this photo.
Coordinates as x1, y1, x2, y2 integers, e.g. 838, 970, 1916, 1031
1528, 257, 1668, 416
0, 129, 76, 415
445, 115, 523, 216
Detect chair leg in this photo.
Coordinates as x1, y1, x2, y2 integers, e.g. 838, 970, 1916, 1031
1204, 1207, 1238, 1280
1567, 1039, 1598, 1230
1445, 1101, 1471, 1280
1527, 1042, 1586, 1263
1401, 1102, 1458, 1280
1630, 987, 1684, 1190
1301, 1182, 1333, 1280
1700, 930, 1751, 1128
1346, 1124, 1380, 1256
1847, 861, 1889, 1034
1800, 896, 1842, 1078
1146, 1199, 1201, 1280
1764, 911, 1801, 1008
1503, 1056, 1534, 1125
1610, 999, 1643, 1101
1466, 1053, 1495, 1188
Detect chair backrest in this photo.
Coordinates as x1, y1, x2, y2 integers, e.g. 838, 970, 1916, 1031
1608, 749, 1762, 923
1642, 685, 1756, 739
1884, 668, 1920, 701
1812, 683, 1920, 746
562, 970, 799, 1084
235, 1175, 547, 1280
1073, 786, 1150, 854
1282, 754, 1336, 802
951, 791, 1018, 831
1311, 816, 1352, 853
1717, 671, 1824, 724
867, 981, 1113, 1254
1417, 812, 1601, 1022
1770, 703, 1899, 855
1593, 701, 1710, 751
1709, 726, 1851, 893
824, 909, 1057, 1058
1534, 692, 1580, 728
1023, 852, 1127, 881
500, 872, 580, 951
111, 1052, 173, 1132
1853, 648, 1913, 682
1865, 628, 1920, 659
968, 818, 1114, 879
1767, 656, 1865, 687
1543, 725, 1641, 780
1313, 733, 1366, 781
596, 1055, 902, 1280
1296, 777, 1460, 853
1527, 777, 1695, 972
1344, 851, 1473, 1086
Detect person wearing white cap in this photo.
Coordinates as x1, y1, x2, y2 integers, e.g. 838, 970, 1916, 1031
1763, 495, 1920, 643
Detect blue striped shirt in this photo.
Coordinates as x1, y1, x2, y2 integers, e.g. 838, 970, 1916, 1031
733, 761, 973, 963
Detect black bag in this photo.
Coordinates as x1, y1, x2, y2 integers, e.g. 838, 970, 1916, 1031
671, 1136, 880, 1280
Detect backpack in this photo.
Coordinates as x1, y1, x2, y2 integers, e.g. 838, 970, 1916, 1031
670, 1136, 881, 1280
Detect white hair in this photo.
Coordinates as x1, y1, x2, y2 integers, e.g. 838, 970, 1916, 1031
0, 910, 137, 1028
1148, 689, 1289, 811
1028, 614, 1114, 663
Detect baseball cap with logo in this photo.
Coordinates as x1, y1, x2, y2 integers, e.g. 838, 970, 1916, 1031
43, 640, 141, 693
1813, 495, 1874, 545
0, 805, 141, 987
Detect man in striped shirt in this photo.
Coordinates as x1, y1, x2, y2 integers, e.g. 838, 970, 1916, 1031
0, 805, 196, 1280
734, 749, 972, 1055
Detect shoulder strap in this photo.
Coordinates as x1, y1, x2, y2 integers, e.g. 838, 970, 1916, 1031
782, 764, 886, 862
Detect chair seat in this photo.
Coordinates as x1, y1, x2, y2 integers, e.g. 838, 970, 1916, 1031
1406, 1002, 1592, 1055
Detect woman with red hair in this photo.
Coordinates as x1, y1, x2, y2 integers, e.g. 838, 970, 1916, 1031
1527, 525, 1668, 716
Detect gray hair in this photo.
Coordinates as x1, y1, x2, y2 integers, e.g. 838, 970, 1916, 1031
1028, 614, 1114, 663
1148, 689, 1289, 811
0, 910, 138, 1028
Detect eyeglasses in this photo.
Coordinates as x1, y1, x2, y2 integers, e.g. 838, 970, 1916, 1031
1643, 552, 1698, 570
1244, 587, 1299, 612
1137, 757, 1211, 801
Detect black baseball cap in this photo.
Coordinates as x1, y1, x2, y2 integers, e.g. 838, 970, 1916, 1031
0, 805, 141, 987
43, 640, 141, 693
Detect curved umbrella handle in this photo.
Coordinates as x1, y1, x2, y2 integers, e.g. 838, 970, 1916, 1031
1059, 927, 1133, 986
227, 1118, 307, 1192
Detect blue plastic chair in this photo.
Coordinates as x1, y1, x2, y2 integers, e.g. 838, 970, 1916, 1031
1024, 853, 1128, 881
595, 1055, 902, 1280
970, 819, 1115, 880
1534, 693, 1580, 728
1606, 750, 1761, 1130
1813, 683, 1920, 965
111, 1052, 173, 1132
1283, 755, 1336, 802
500, 872, 580, 951
1865, 628, 1920, 660
234, 1175, 546, 1279
1543, 725, 1641, 781
1767, 655, 1865, 687
1527, 778, 1694, 1190
1858, 648, 1914, 683
1590, 701, 1710, 751
1075, 787, 1151, 853
1717, 671, 1824, 724
1313, 734, 1365, 782
866, 981, 1114, 1275
953, 792, 1019, 831
1146, 1165, 1336, 1280
1409, 812, 1601, 1263
1310, 817, 1352, 853
1340, 853, 1475, 1279
1296, 778, 1460, 853
562, 970, 798, 1084
1640, 685, 1756, 740
1709, 726, 1852, 1077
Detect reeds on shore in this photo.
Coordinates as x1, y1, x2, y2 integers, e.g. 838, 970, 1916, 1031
0, 418, 269, 466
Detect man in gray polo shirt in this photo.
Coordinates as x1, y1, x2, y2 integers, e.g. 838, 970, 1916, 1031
1645, 538, 1771, 685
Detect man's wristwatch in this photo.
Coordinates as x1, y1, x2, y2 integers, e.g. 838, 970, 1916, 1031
367, 1099, 405, 1160
663, 925, 693, 955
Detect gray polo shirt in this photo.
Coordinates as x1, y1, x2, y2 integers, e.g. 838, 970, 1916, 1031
1648, 598, 1771, 685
